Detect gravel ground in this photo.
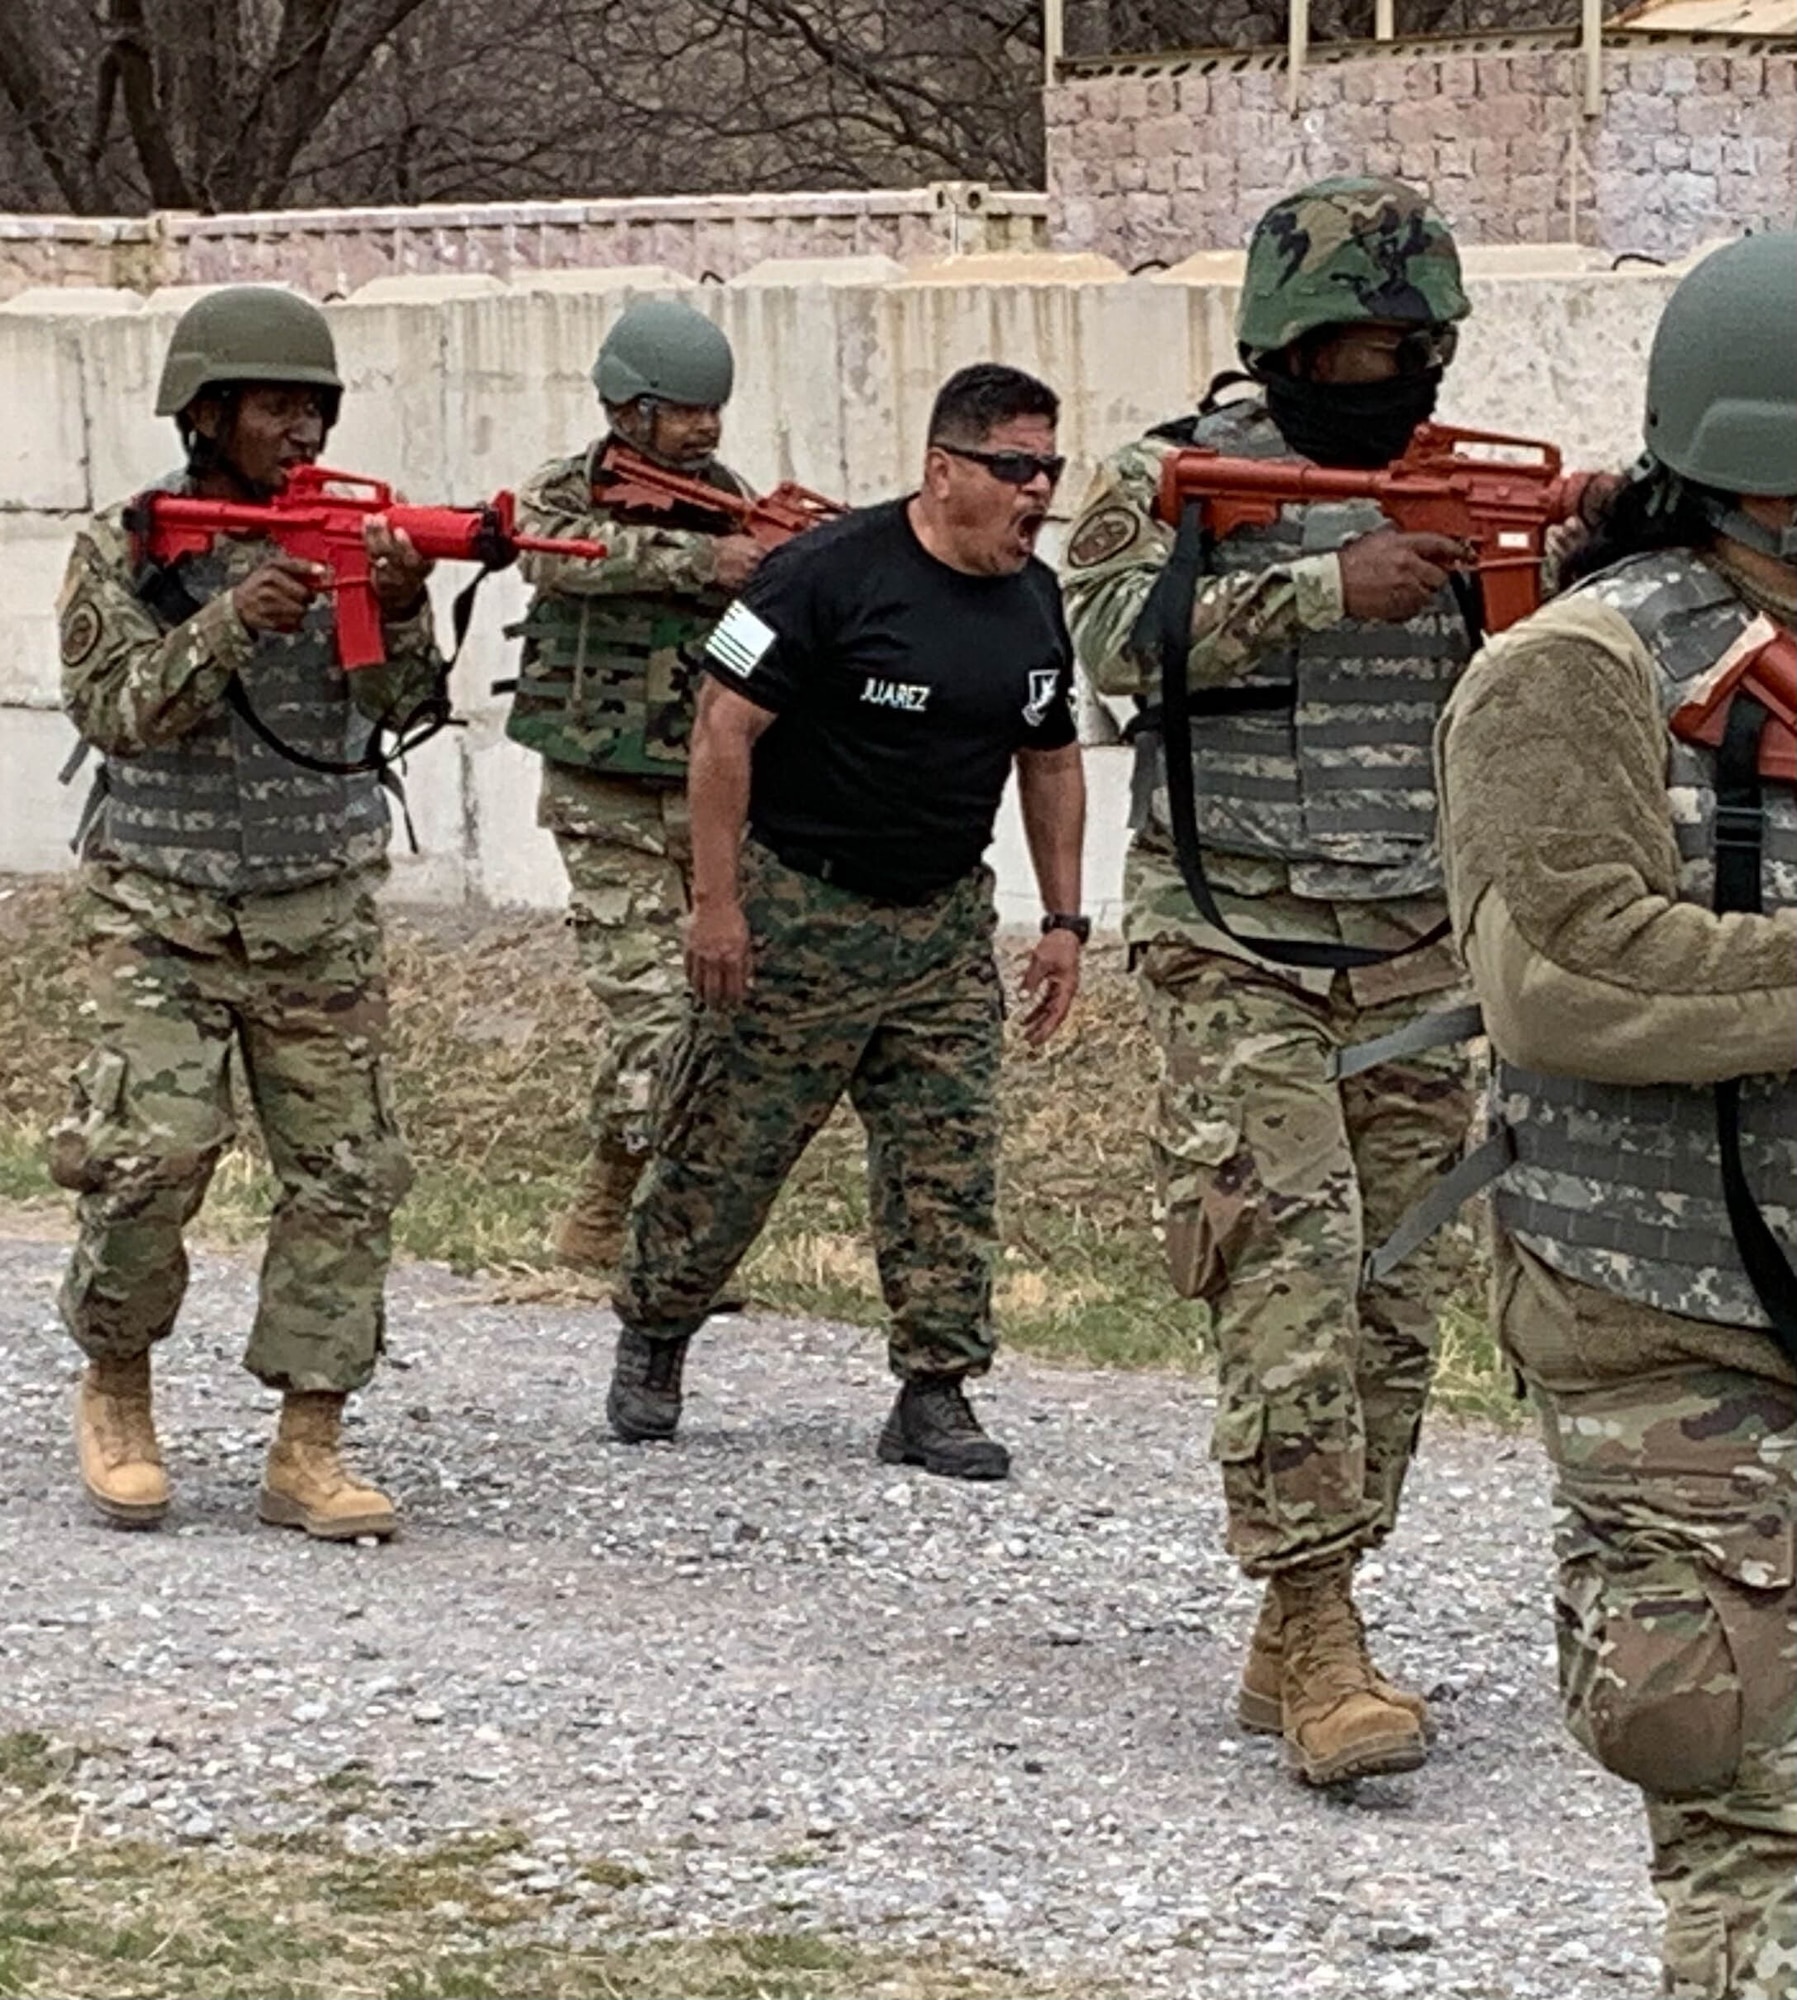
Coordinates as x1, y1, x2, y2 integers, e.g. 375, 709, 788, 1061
0, 1230, 1663, 1998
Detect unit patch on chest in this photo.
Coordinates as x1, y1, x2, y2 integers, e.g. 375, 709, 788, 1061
860, 677, 932, 713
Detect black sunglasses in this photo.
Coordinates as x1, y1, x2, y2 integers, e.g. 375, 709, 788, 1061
935, 443, 1066, 487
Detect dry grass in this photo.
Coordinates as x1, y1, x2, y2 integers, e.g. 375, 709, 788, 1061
0, 1754, 1087, 2000
0, 875, 1512, 1415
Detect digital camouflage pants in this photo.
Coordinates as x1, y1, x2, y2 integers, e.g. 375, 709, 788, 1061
50, 870, 412, 1394
617, 843, 1004, 1378
1539, 1364, 1796, 2000
540, 764, 692, 1155
1137, 941, 1473, 1576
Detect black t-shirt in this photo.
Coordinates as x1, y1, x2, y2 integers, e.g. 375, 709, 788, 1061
702, 499, 1078, 900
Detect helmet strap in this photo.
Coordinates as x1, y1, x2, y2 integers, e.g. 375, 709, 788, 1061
611, 396, 715, 475
1697, 493, 1797, 563
181, 388, 247, 488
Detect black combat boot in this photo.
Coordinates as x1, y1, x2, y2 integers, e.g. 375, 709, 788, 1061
877, 1374, 1010, 1481
606, 1329, 691, 1443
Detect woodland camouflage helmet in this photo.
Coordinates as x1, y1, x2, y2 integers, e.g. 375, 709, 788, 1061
1237, 176, 1470, 361
1645, 231, 1797, 496
593, 299, 735, 408
154, 286, 342, 417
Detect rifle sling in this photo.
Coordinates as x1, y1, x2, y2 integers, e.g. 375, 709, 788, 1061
1448, 569, 1488, 656
1135, 496, 1449, 972
1709, 690, 1797, 1365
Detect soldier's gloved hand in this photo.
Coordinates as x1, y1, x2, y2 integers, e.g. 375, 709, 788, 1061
712, 536, 764, 593
232, 556, 327, 634
1338, 530, 1468, 625
685, 895, 754, 1008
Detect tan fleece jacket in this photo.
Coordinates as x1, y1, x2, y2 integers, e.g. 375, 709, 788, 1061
1436, 587, 1797, 1391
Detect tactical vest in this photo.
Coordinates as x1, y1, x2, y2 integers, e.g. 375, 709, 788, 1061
91, 524, 389, 896
1145, 401, 1470, 902
1494, 552, 1797, 1330
504, 451, 738, 783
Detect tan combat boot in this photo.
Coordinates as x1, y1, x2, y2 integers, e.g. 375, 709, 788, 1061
75, 1353, 170, 1528
1273, 1556, 1428, 1786
1237, 1577, 1435, 1739
259, 1391, 398, 1541
553, 1136, 645, 1275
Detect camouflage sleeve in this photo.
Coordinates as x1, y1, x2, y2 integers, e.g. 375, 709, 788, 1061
1439, 595, 1797, 1086
1061, 440, 1343, 699
512, 455, 721, 598
58, 516, 255, 756
348, 595, 448, 730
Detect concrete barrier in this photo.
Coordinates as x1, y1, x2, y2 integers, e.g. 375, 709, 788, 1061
0, 261, 1679, 922
0, 188, 1048, 301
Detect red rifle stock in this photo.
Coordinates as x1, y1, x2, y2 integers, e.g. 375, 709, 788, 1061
1154, 422, 1602, 633
597, 442, 846, 549
1671, 618, 1797, 783
128, 464, 609, 670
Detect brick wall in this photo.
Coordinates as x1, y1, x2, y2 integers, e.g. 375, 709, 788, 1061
1046, 43, 1797, 265
0, 185, 1047, 301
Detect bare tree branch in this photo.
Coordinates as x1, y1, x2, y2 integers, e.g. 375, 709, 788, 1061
0, 0, 1050, 215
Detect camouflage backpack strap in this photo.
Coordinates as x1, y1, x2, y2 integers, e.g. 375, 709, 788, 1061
1125, 404, 1301, 827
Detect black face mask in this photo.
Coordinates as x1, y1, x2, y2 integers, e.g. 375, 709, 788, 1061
1263, 369, 1442, 468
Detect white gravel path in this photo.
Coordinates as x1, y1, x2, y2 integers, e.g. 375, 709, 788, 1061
0, 1233, 1663, 1997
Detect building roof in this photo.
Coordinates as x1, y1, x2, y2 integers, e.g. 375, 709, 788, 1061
1611, 0, 1795, 33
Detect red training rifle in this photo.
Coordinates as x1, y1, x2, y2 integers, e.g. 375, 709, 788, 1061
1154, 422, 1604, 633
597, 442, 846, 549
127, 464, 611, 671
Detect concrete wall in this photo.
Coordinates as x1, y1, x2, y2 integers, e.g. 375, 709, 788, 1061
1047, 42, 1797, 266
0, 186, 1047, 303
0, 260, 1683, 923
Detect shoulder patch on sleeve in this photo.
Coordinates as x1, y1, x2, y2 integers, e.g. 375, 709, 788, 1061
1067, 505, 1142, 571
60, 600, 103, 669
706, 599, 777, 680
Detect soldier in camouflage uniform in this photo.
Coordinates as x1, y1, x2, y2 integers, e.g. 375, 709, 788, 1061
1063, 178, 1478, 1786
1438, 233, 1796, 2000
51, 287, 445, 1541
506, 298, 765, 1278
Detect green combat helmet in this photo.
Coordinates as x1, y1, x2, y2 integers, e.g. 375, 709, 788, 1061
155, 286, 342, 416
1646, 231, 1797, 505
1237, 175, 1470, 360
593, 298, 735, 409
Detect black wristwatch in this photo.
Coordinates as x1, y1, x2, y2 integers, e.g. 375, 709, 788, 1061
1041, 911, 1091, 945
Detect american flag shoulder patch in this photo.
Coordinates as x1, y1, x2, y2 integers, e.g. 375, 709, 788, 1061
706, 601, 778, 679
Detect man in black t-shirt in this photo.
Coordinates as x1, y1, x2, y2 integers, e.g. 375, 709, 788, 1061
607, 363, 1089, 1480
